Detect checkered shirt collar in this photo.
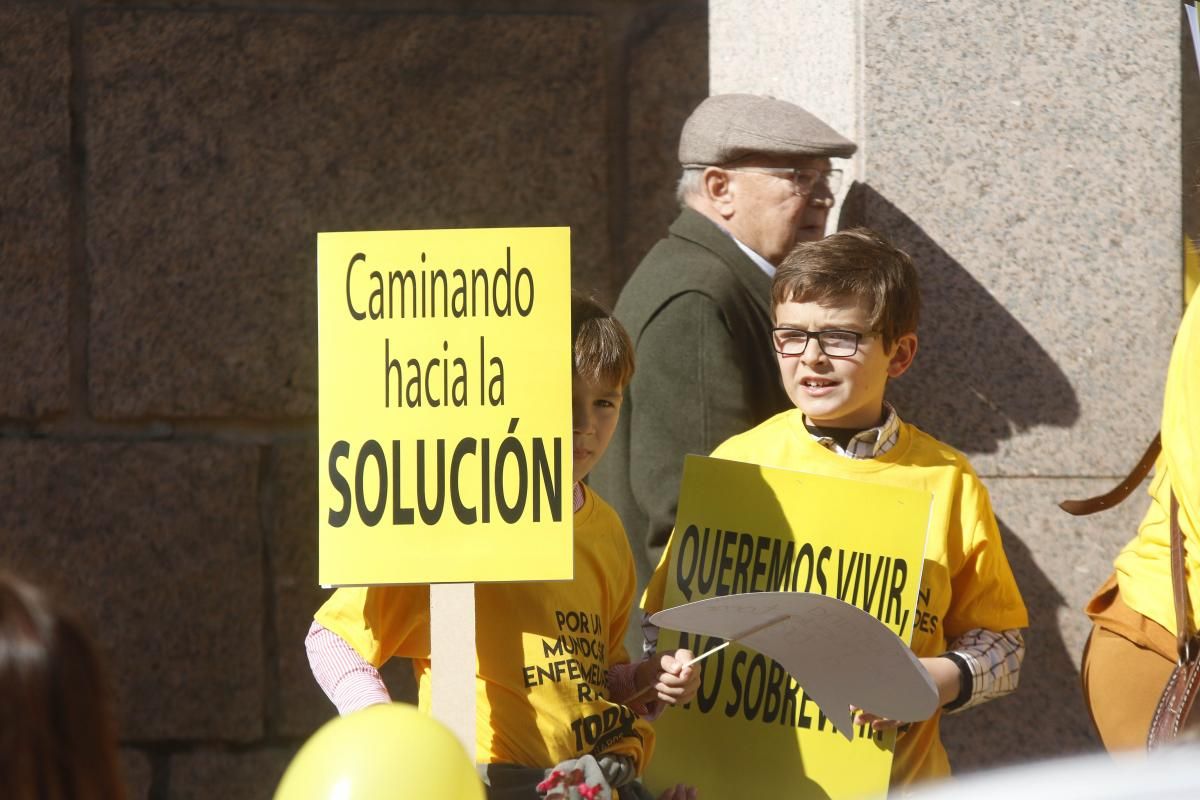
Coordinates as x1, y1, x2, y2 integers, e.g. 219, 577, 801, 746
804, 402, 901, 459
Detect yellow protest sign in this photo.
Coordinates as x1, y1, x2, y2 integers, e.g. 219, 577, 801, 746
645, 455, 931, 799
317, 228, 572, 586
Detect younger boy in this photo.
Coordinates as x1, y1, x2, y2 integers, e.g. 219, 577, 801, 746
642, 228, 1028, 788
307, 294, 700, 797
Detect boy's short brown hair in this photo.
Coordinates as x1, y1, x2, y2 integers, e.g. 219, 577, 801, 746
572, 292, 635, 389
772, 227, 920, 347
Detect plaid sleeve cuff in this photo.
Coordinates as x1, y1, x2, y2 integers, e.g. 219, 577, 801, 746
943, 628, 1025, 714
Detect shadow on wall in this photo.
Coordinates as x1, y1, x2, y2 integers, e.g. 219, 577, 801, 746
839, 183, 1080, 454
940, 519, 1098, 771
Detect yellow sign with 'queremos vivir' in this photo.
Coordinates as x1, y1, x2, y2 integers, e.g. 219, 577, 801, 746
317, 228, 572, 586
646, 456, 931, 799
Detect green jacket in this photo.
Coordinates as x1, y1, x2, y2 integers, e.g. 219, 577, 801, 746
590, 207, 792, 584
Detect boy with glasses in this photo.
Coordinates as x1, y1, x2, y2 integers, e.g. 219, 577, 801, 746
641, 228, 1029, 790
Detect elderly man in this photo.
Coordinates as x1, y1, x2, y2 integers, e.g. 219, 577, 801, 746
591, 93, 857, 584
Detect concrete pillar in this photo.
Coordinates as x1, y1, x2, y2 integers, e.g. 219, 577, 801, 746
710, 0, 1181, 769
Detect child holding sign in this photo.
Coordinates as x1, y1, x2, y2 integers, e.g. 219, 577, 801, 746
307, 293, 700, 799
642, 228, 1028, 790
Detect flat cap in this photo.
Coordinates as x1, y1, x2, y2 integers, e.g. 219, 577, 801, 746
678, 93, 857, 164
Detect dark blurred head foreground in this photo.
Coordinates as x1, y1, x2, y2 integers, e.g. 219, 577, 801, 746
0, 573, 124, 800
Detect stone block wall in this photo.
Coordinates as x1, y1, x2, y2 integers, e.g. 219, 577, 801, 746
0, 1, 706, 797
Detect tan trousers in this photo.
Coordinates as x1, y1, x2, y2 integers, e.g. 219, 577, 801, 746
1081, 574, 1178, 752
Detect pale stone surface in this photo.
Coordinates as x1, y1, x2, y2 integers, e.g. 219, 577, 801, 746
941, 477, 1150, 769
0, 6, 70, 417
85, 9, 606, 419
857, 1, 1179, 475
623, 8, 709, 290
710, 0, 857, 146
170, 747, 296, 800
0, 441, 263, 741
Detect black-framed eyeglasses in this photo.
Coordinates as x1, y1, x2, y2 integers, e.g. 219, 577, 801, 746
771, 327, 866, 357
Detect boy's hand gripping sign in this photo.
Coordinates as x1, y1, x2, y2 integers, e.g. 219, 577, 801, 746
646, 455, 932, 799
317, 228, 572, 586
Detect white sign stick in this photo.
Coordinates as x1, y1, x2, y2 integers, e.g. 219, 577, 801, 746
680, 613, 790, 669
430, 582, 476, 762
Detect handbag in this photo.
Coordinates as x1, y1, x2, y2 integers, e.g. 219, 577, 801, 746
1146, 492, 1200, 749
1060, 436, 1200, 748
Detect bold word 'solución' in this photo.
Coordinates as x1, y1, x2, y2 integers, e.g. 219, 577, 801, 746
327, 418, 563, 528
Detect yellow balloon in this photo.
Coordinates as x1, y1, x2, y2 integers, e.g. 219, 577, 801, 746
275, 704, 484, 800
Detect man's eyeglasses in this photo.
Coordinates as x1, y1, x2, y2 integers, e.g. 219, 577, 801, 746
772, 327, 866, 358
723, 166, 844, 197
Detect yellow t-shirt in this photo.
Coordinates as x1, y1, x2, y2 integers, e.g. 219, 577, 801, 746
642, 411, 1028, 788
1115, 295, 1200, 634
316, 484, 655, 772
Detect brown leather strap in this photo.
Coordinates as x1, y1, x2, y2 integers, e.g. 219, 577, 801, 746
1058, 433, 1162, 516
1170, 493, 1195, 664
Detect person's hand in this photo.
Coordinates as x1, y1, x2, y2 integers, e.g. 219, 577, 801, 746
637, 649, 700, 706
656, 783, 697, 800
849, 704, 905, 732
653, 648, 700, 706
849, 656, 960, 732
